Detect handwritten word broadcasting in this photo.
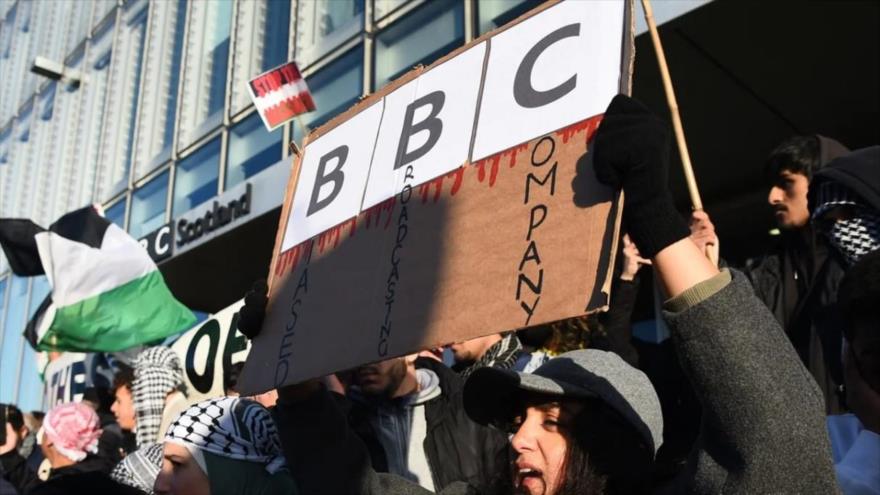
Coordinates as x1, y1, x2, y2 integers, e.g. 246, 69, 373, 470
517, 135, 558, 324
378, 164, 416, 357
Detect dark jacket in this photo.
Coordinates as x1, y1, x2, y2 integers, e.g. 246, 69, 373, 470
0, 453, 139, 495
745, 226, 847, 413
346, 358, 509, 493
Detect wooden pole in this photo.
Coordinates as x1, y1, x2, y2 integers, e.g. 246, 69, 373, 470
641, 0, 718, 264
640, 0, 702, 210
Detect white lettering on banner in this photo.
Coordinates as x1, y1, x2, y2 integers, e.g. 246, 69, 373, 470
362, 42, 487, 209
42, 301, 251, 409
170, 300, 250, 403
279, 0, 624, 250
43, 353, 87, 409
282, 101, 386, 251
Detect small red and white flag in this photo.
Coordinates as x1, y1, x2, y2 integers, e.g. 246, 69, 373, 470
247, 61, 316, 131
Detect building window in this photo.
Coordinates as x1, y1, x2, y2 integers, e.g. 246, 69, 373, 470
96, 2, 149, 202
295, 0, 363, 68
373, 0, 464, 88
104, 199, 127, 230
476, 0, 541, 35
132, 0, 187, 180
229, 0, 293, 116
130, 170, 169, 239
292, 45, 363, 143
226, 112, 282, 189
173, 137, 221, 215
373, 0, 410, 21
0, 276, 28, 403
73, 22, 114, 211
17, 277, 50, 411
177, 0, 233, 149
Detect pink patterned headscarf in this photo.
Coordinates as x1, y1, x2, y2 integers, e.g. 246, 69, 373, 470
42, 402, 102, 462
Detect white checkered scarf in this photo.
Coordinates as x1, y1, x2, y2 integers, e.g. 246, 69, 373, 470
110, 443, 163, 494
813, 181, 880, 266
132, 346, 184, 448
164, 397, 286, 474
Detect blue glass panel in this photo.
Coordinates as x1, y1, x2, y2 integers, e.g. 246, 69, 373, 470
174, 138, 220, 215
226, 112, 282, 189
374, 0, 463, 88
292, 46, 363, 143
130, 170, 169, 239
207, 1, 233, 118
104, 200, 127, 229
17, 277, 50, 411
476, 0, 540, 35
0, 277, 28, 403
262, 0, 291, 71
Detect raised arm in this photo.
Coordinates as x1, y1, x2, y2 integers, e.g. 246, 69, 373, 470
593, 94, 839, 493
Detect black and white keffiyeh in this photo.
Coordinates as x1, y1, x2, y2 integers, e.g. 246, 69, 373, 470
813, 181, 880, 266
164, 397, 286, 474
132, 346, 184, 448
459, 332, 522, 380
110, 443, 163, 494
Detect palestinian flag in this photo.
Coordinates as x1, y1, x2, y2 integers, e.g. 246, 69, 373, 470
0, 206, 196, 352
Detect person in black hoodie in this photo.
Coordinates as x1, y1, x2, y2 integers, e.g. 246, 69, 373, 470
738, 135, 851, 413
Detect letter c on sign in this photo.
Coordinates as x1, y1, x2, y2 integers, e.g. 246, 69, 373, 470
513, 23, 580, 108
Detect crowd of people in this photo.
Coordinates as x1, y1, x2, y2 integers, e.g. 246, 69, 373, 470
1, 94, 878, 494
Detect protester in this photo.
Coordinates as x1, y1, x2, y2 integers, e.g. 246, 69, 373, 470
0, 405, 41, 475
257, 95, 840, 494
111, 364, 139, 454
154, 396, 296, 495
131, 347, 188, 449
449, 332, 521, 379
346, 354, 510, 492
827, 249, 880, 494
82, 386, 125, 472
1, 402, 140, 495
110, 443, 163, 495
739, 134, 851, 413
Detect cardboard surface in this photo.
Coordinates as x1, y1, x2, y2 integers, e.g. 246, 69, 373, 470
239, 0, 633, 394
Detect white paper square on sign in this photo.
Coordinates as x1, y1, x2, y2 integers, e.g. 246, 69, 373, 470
471, 0, 624, 162
281, 100, 385, 252
362, 42, 487, 210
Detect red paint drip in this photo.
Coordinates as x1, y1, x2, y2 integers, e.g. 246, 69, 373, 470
363, 197, 396, 229
274, 239, 314, 277
555, 114, 604, 144
447, 168, 464, 196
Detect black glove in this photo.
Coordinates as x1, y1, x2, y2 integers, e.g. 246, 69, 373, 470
593, 94, 689, 258
237, 279, 268, 339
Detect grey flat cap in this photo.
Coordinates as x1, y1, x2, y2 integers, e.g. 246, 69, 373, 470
463, 348, 664, 455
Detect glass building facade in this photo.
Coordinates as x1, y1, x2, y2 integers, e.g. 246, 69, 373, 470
0, 0, 540, 410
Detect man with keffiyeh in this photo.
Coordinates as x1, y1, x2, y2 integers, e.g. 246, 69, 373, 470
131, 347, 189, 449
0, 403, 140, 494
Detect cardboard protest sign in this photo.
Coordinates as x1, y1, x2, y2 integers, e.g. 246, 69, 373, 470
247, 61, 316, 131
239, 0, 634, 394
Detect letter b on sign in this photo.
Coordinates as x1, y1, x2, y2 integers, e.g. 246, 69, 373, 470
307, 145, 349, 216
